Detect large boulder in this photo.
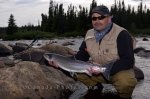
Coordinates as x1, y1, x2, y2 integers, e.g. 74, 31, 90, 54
14, 44, 76, 65
0, 57, 15, 68
39, 44, 76, 57
14, 48, 48, 65
0, 61, 75, 99
0, 59, 144, 99
11, 42, 29, 53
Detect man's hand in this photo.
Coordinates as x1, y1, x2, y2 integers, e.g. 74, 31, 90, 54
87, 66, 102, 75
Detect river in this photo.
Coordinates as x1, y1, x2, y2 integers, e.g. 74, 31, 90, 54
1, 37, 150, 98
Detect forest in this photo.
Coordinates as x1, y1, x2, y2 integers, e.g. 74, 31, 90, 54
0, 0, 150, 40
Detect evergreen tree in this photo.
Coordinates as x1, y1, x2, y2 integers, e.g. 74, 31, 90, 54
48, 0, 55, 32
66, 4, 77, 32
41, 14, 49, 32
137, 1, 144, 28
39, 0, 150, 36
77, 6, 89, 33
87, 0, 97, 29
89, 0, 97, 16
7, 14, 18, 35
57, 4, 65, 34
53, 4, 59, 32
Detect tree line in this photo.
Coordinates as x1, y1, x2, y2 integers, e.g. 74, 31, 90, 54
40, 0, 150, 35
1, 0, 150, 38
41, 0, 97, 36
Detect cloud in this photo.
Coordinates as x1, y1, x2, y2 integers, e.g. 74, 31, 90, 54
132, 0, 150, 1
0, 0, 150, 27
0, 0, 14, 13
131, 0, 150, 4
0, 0, 10, 3
15, 0, 38, 5
14, 0, 50, 7
0, 0, 50, 27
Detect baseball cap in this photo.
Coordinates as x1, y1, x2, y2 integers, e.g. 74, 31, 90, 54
92, 5, 111, 16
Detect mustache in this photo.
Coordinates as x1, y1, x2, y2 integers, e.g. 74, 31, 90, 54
93, 22, 102, 26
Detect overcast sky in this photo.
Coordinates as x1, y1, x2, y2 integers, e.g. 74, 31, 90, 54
0, 0, 150, 27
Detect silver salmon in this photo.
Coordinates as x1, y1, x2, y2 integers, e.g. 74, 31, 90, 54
44, 53, 112, 80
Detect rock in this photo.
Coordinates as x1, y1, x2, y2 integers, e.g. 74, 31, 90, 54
0, 43, 13, 56
13, 43, 77, 65
39, 44, 76, 56
37, 43, 41, 46
12, 43, 30, 53
136, 50, 150, 58
134, 66, 144, 81
62, 42, 75, 46
12, 45, 27, 53
85, 90, 120, 99
0, 61, 75, 99
14, 48, 48, 65
134, 47, 150, 58
0, 57, 15, 68
134, 47, 145, 54
0, 60, 5, 68
14, 44, 76, 65
49, 40, 57, 44
142, 37, 149, 41
15, 42, 29, 47
71, 40, 75, 42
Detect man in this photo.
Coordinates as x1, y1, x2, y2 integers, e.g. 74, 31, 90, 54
73, 5, 137, 99
48, 5, 137, 99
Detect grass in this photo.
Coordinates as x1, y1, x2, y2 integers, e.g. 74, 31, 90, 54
2, 28, 150, 40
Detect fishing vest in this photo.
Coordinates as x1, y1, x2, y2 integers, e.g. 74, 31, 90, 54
84, 23, 136, 65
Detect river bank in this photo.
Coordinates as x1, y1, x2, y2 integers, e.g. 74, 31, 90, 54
0, 37, 150, 98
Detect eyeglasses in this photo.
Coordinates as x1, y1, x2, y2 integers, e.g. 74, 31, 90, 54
92, 16, 107, 21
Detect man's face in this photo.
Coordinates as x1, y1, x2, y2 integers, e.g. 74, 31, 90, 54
92, 13, 111, 31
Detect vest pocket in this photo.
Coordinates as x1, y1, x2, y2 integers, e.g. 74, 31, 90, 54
101, 48, 118, 64
103, 48, 117, 55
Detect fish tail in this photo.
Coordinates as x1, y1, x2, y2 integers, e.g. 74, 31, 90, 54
101, 71, 110, 82
101, 66, 112, 81
101, 61, 115, 81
